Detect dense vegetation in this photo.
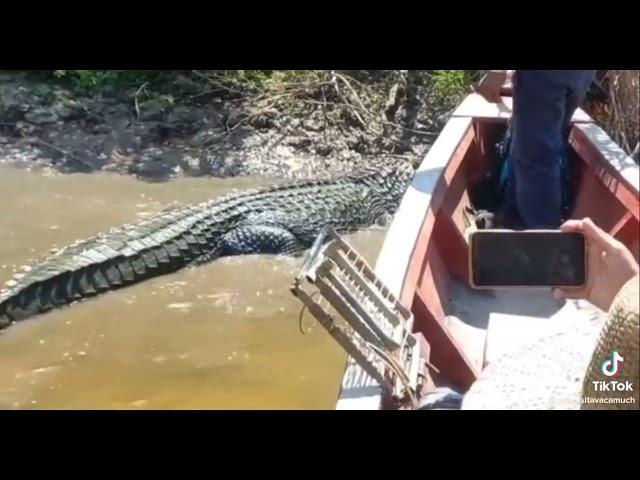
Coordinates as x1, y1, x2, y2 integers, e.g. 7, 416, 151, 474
45, 70, 638, 159
50, 69, 480, 104
585, 70, 639, 161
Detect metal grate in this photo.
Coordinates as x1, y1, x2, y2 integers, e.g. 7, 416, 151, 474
290, 226, 429, 408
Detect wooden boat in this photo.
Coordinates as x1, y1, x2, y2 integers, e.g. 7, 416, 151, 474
334, 91, 640, 410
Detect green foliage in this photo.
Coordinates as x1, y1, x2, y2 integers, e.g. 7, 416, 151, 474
431, 70, 469, 103
214, 70, 324, 91
44, 70, 487, 101
431, 70, 485, 105
49, 70, 325, 95
52, 70, 169, 91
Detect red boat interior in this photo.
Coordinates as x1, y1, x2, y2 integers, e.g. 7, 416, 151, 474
400, 118, 640, 396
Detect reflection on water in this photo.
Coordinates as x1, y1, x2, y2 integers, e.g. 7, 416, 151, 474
0, 165, 387, 409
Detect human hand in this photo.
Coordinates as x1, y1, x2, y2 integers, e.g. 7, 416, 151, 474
553, 218, 639, 312
475, 70, 508, 103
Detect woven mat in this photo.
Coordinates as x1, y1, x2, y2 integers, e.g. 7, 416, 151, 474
462, 308, 605, 410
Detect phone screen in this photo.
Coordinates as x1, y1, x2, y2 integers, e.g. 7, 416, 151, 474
470, 231, 586, 288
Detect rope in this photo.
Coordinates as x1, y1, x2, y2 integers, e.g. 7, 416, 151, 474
298, 291, 324, 335
366, 341, 419, 408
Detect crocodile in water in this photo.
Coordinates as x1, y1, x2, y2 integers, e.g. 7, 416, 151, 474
0, 159, 415, 331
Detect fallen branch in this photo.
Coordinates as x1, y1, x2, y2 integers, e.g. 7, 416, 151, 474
200, 102, 284, 149
134, 82, 149, 119
190, 70, 248, 97
334, 72, 370, 116
383, 82, 404, 122
293, 99, 438, 138
321, 83, 329, 145
181, 88, 225, 103
381, 153, 416, 159
330, 74, 380, 136
381, 121, 439, 138
182, 71, 448, 158
253, 81, 335, 105
33, 139, 92, 170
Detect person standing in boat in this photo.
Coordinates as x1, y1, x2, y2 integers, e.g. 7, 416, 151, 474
475, 70, 597, 229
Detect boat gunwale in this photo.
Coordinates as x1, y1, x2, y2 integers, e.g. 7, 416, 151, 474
336, 115, 475, 410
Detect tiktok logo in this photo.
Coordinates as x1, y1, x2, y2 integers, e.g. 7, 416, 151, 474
601, 351, 624, 377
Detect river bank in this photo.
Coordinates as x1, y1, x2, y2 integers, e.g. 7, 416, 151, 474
3, 69, 635, 184
0, 71, 460, 182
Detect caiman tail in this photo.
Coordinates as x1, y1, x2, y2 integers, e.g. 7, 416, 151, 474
0, 202, 224, 330
0, 160, 415, 331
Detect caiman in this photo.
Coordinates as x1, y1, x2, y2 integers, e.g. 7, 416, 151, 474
0, 159, 415, 331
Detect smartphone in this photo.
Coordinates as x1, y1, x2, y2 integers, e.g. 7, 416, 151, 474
469, 230, 587, 289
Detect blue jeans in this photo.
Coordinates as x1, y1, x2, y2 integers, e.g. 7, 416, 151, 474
507, 70, 596, 229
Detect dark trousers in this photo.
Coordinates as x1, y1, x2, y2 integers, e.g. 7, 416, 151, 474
507, 70, 596, 229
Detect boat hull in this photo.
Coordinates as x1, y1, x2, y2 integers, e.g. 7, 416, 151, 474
336, 93, 640, 410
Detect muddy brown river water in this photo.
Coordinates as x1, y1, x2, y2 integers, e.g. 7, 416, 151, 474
0, 165, 388, 409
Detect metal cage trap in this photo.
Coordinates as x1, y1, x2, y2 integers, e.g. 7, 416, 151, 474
290, 226, 433, 408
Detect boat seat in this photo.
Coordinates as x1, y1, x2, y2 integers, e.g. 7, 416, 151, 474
452, 93, 593, 124
462, 300, 606, 410
483, 298, 602, 367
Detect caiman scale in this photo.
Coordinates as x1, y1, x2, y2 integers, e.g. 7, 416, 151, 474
0, 160, 415, 330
